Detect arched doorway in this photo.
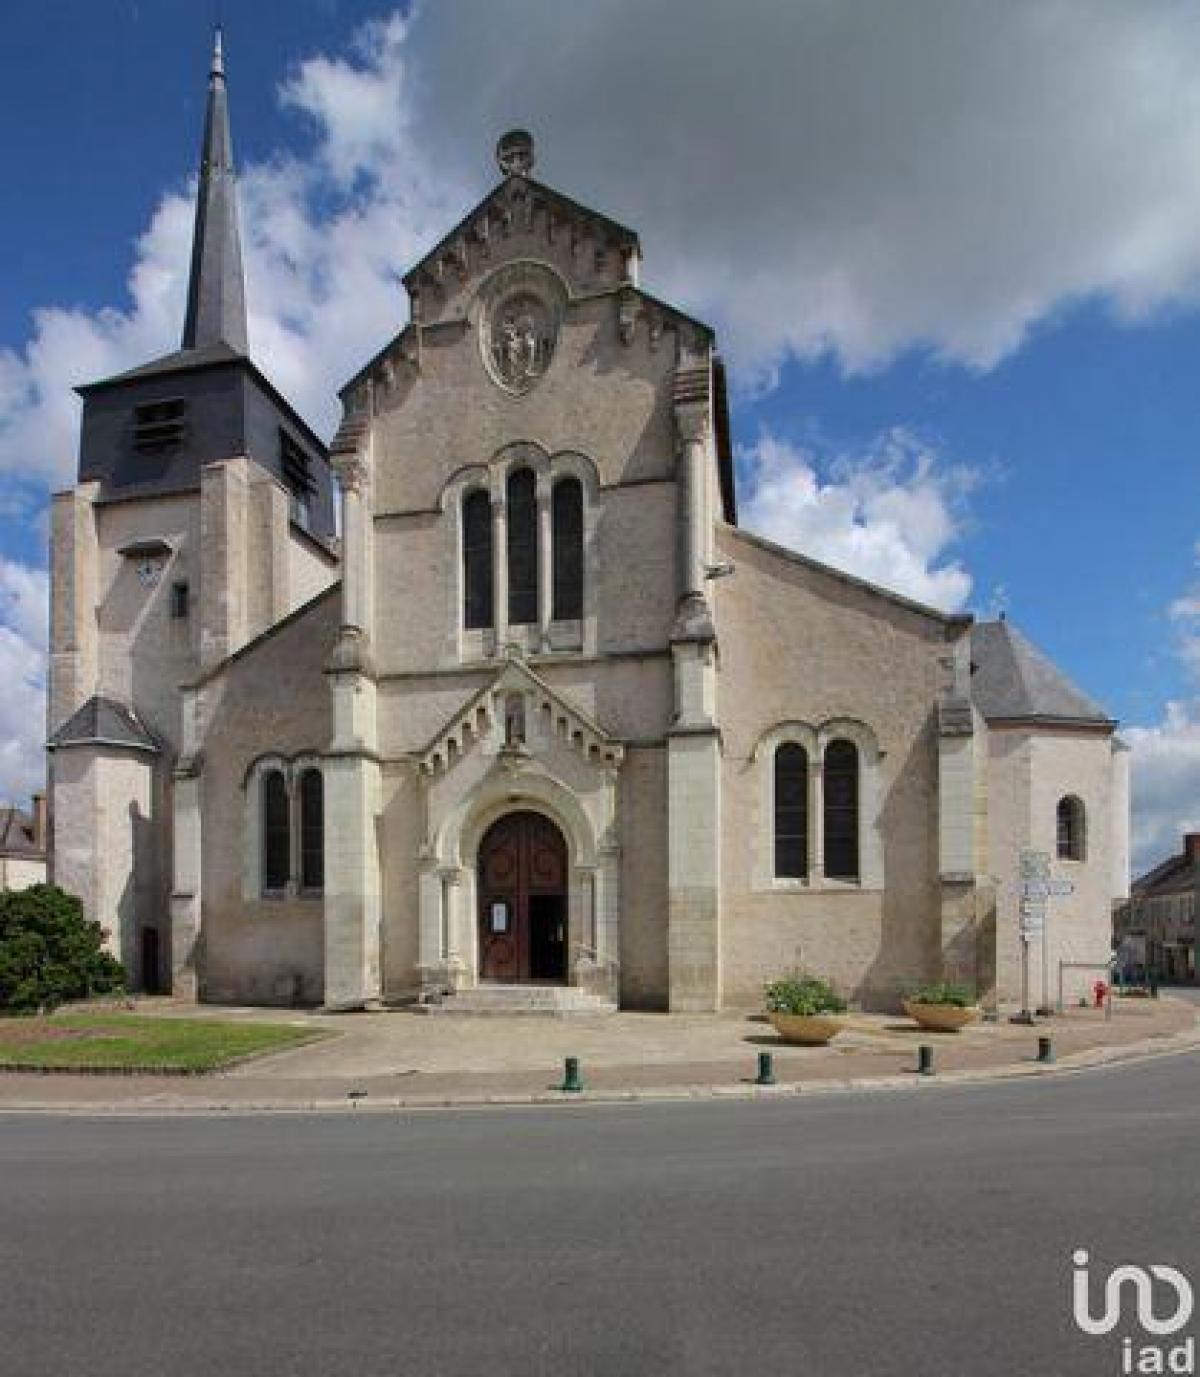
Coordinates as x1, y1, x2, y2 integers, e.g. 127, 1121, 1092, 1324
478, 811, 568, 984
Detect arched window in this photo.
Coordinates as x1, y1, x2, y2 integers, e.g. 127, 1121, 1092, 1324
462, 488, 493, 630
823, 739, 860, 880
262, 770, 290, 893
299, 768, 324, 891
507, 467, 538, 625
552, 477, 583, 620
1057, 795, 1086, 861
774, 743, 808, 879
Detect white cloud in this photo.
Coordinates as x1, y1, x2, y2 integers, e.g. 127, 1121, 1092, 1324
0, 560, 48, 806
8, 3, 1200, 484
0, 14, 460, 487
1125, 703, 1200, 875
404, 0, 1200, 381
739, 429, 974, 612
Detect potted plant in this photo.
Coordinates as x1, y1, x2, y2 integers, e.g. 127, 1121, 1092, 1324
903, 981, 980, 1032
764, 973, 848, 1045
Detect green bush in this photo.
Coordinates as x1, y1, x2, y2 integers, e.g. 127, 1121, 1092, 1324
764, 973, 847, 1017
0, 885, 125, 1013
909, 981, 975, 1008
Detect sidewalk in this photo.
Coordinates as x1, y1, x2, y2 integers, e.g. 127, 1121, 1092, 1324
0, 996, 1195, 1113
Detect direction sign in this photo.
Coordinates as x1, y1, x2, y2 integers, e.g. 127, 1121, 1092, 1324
1020, 850, 1051, 880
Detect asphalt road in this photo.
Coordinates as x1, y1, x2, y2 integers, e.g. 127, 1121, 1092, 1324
2, 1055, 1199, 1377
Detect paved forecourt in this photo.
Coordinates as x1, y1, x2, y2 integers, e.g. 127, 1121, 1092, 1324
0, 994, 1192, 1111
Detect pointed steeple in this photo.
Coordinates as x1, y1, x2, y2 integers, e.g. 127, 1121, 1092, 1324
181, 28, 248, 354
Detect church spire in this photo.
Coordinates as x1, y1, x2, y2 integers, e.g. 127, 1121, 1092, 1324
181, 27, 248, 354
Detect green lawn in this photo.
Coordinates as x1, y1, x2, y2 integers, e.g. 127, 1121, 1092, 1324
0, 1013, 327, 1073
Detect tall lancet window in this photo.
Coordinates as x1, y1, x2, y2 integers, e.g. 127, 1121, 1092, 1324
823, 739, 860, 880
462, 489, 493, 630
262, 770, 290, 893
299, 769, 324, 892
552, 477, 584, 621
774, 743, 809, 880
507, 467, 538, 625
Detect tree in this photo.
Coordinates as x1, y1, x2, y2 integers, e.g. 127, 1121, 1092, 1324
0, 885, 125, 1013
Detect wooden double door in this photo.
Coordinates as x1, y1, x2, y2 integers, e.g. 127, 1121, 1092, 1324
478, 811, 568, 983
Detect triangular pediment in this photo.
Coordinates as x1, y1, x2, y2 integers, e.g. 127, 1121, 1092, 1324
402, 174, 639, 312
418, 657, 623, 778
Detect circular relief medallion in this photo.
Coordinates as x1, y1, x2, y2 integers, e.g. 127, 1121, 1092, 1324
477, 262, 567, 396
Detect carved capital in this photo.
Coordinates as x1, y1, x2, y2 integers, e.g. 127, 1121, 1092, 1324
674, 365, 711, 446
675, 404, 710, 447
324, 626, 376, 678
332, 451, 369, 495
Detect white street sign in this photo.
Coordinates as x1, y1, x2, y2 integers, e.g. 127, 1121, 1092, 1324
1020, 850, 1051, 880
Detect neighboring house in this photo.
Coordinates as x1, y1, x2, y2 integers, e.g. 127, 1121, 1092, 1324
46, 34, 1129, 1010
1114, 835, 1200, 984
0, 794, 47, 891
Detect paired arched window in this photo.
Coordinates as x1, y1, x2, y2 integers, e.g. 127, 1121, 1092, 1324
462, 489, 493, 631
552, 478, 584, 620
771, 738, 861, 880
1057, 795, 1086, 861
773, 743, 809, 879
824, 740, 860, 880
460, 467, 585, 632
258, 764, 324, 897
507, 468, 538, 625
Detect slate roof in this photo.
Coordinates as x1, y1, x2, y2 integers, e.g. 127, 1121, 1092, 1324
76, 341, 244, 393
1132, 853, 1193, 896
970, 620, 1113, 725
181, 28, 247, 354
0, 807, 43, 858
47, 696, 160, 755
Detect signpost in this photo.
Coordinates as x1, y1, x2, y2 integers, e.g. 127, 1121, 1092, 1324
1015, 850, 1074, 1019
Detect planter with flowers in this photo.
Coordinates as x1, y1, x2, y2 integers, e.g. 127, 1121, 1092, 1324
764, 974, 848, 1046
903, 982, 980, 1032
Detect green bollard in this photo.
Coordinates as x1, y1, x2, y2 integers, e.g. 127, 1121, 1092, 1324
1037, 1035, 1054, 1064
917, 1045, 934, 1076
756, 1051, 776, 1086
560, 1056, 583, 1094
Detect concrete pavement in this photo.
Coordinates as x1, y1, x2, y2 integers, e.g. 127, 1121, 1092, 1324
0, 994, 1194, 1112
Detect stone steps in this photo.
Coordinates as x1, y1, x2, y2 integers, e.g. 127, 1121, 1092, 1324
412, 984, 617, 1017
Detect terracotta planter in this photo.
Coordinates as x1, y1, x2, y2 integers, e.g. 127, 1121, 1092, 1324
903, 1000, 980, 1032
768, 1011, 846, 1045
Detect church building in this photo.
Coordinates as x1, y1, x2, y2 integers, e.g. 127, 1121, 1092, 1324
46, 36, 1129, 1012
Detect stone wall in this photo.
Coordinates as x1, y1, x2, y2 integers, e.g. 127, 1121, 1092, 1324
713, 523, 956, 1008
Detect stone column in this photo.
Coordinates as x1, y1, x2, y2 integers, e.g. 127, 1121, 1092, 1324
323, 413, 382, 1010
667, 382, 723, 1012
936, 626, 985, 996
492, 491, 509, 651
809, 761, 825, 884
537, 475, 553, 649
675, 384, 709, 605
170, 764, 202, 1000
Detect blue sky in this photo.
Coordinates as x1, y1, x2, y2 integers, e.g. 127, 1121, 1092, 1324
4, 0, 1200, 868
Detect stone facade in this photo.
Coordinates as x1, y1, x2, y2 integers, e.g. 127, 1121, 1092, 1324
45, 56, 1129, 1013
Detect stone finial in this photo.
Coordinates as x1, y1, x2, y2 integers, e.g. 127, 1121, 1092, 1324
496, 129, 535, 178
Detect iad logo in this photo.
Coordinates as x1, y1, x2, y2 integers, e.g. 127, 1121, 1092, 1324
1072, 1249, 1195, 1374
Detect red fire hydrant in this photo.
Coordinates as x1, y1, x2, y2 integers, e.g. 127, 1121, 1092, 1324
1093, 979, 1108, 1009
